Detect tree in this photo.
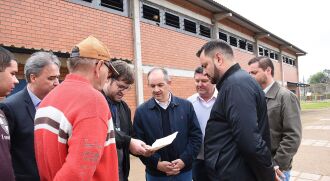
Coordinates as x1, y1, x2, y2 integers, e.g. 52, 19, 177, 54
308, 71, 329, 84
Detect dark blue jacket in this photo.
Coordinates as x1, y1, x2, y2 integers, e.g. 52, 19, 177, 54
0, 87, 40, 181
133, 95, 202, 176
204, 64, 275, 181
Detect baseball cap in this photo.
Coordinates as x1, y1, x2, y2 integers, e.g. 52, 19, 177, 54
70, 35, 119, 76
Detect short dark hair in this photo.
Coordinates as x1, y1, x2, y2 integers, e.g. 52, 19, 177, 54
0, 47, 16, 72
194, 66, 203, 76
196, 40, 234, 59
110, 60, 134, 84
248, 56, 274, 77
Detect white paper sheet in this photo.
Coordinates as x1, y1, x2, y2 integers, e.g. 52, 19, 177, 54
148, 132, 178, 151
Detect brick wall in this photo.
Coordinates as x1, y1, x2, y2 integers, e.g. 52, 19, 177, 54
140, 22, 204, 70
0, 0, 134, 59
1, 0, 301, 111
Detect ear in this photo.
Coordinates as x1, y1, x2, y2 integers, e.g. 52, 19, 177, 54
29, 74, 37, 83
94, 61, 103, 78
214, 52, 223, 68
167, 79, 172, 86
266, 67, 272, 75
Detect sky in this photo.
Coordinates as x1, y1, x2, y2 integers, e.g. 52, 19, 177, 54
215, 0, 330, 82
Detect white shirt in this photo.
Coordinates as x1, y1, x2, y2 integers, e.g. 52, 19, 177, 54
263, 81, 275, 94
187, 88, 217, 159
155, 93, 171, 109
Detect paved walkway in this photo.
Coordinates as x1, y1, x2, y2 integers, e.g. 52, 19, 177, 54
129, 108, 330, 181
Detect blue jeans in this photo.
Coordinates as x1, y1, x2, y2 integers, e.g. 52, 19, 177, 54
146, 170, 192, 181
281, 170, 290, 181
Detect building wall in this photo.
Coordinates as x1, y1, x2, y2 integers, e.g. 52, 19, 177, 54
0, 0, 301, 112
0, 0, 134, 59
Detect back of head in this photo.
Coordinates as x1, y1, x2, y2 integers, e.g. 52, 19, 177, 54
248, 56, 274, 77
110, 60, 134, 84
24, 51, 61, 83
68, 35, 118, 76
196, 40, 234, 61
0, 47, 16, 72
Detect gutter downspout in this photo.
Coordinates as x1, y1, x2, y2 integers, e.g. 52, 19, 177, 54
132, 0, 144, 105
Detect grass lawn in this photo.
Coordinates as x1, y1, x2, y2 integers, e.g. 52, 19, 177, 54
300, 100, 330, 110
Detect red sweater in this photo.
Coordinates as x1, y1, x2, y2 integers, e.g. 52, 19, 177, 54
34, 74, 118, 181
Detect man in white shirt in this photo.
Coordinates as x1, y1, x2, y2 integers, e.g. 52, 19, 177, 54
187, 66, 217, 181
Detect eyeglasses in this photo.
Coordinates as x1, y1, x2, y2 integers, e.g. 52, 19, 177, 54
113, 79, 131, 92
96, 61, 119, 76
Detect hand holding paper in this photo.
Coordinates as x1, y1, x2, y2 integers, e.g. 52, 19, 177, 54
147, 132, 178, 152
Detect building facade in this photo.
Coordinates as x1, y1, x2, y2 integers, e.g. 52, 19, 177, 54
0, 0, 306, 111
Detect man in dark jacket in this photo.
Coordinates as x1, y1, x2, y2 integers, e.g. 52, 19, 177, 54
102, 60, 152, 181
133, 68, 202, 181
197, 40, 275, 181
0, 51, 60, 181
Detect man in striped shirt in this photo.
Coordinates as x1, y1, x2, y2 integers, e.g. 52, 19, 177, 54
34, 36, 120, 181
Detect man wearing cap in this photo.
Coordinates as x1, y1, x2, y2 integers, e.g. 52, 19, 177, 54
34, 36, 119, 181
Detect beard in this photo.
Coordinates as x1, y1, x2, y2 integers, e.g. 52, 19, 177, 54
210, 65, 221, 84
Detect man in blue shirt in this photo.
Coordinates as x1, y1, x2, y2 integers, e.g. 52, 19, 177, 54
133, 67, 202, 181
0, 51, 60, 181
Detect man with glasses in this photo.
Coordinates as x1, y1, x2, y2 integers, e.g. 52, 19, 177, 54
34, 36, 119, 181
102, 60, 153, 181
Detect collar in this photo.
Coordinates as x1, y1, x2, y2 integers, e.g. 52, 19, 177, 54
148, 93, 179, 109
197, 87, 218, 103
27, 86, 41, 108
263, 81, 275, 94
216, 63, 241, 90
265, 81, 280, 99
155, 92, 171, 109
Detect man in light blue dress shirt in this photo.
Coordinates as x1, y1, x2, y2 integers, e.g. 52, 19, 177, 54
187, 66, 217, 181
0, 52, 61, 180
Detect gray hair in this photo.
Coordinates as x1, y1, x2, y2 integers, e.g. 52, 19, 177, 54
67, 57, 97, 72
147, 67, 171, 83
24, 51, 61, 82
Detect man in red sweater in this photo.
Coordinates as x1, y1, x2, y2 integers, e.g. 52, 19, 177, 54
34, 36, 120, 181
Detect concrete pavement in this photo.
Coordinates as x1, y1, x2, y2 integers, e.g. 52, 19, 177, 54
128, 108, 330, 181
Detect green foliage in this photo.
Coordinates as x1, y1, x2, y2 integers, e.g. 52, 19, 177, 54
308, 71, 328, 84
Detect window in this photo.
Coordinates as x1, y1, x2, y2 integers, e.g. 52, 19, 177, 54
142, 4, 160, 22
247, 43, 254, 52
101, 0, 123, 11
219, 32, 227, 42
274, 53, 279, 60
229, 36, 237, 47
238, 39, 246, 50
264, 49, 269, 57
165, 12, 180, 28
292, 60, 296, 66
270, 52, 275, 59
200, 25, 211, 38
259, 47, 264, 56
184, 19, 196, 33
